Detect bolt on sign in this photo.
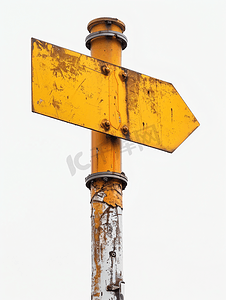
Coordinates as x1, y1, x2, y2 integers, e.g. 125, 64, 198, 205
31, 38, 199, 153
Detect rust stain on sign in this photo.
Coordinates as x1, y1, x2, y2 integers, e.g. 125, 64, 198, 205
32, 38, 199, 152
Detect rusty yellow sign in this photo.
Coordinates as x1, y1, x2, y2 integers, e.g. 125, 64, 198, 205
32, 38, 199, 152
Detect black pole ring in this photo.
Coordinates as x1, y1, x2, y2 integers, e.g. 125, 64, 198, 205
85, 30, 128, 50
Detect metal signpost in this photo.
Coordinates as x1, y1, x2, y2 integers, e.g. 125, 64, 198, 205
31, 17, 199, 300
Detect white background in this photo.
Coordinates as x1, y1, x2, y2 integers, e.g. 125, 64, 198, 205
1, 0, 225, 299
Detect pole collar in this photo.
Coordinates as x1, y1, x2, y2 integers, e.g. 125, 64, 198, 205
85, 30, 128, 50
85, 171, 128, 190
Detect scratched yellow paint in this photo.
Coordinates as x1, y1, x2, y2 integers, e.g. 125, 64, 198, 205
90, 179, 123, 208
32, 38, 199, 152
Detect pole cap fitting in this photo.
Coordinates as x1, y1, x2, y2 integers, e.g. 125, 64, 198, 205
87, 17, 126, 33
85, 17, 128, 50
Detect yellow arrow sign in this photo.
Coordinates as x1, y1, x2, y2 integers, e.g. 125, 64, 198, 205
32, 38, 199, 152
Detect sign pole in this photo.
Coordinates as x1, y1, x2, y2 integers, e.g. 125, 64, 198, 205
85, 18, 128, 300
31, 16, 199, 300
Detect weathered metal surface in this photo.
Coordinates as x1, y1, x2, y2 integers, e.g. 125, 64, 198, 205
91, 179, 123, 208
31, 16, 200, 300
31, 38, 199, 153
90, 178, 123, 300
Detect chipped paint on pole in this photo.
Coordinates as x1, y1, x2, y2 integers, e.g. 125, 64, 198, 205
86, 172, 127, 300
90, 178, 124, 300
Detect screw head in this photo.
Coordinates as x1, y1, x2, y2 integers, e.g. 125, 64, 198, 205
101, 65, 110, 76
101, 119, 111, 131
121, 125, 129, 135
109, 251, 116, 257
120, 71, 127, 81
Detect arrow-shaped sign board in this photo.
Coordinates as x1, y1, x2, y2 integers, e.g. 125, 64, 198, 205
32, 38, 199, 152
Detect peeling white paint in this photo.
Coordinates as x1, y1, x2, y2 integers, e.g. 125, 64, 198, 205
91, 193, 123, 300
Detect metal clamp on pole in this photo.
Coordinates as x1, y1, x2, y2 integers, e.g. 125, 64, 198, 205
85, 30, 128, 50
85, 171, 128, 190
